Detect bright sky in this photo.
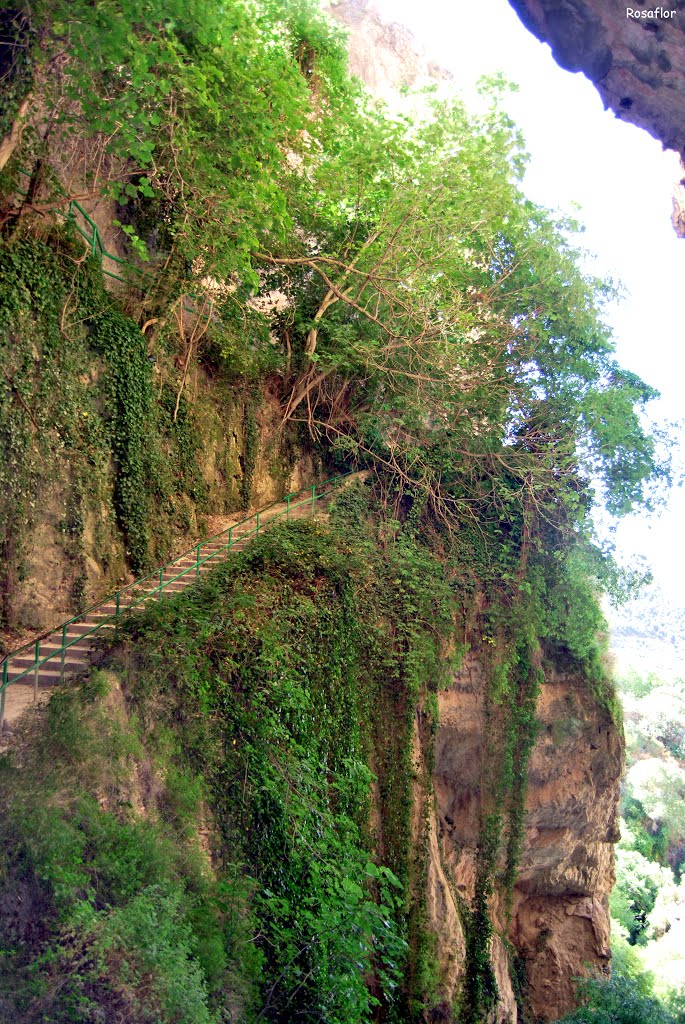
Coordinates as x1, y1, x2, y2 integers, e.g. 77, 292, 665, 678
374, 0, 685, 601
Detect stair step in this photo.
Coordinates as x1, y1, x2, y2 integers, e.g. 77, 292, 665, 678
184, 561, 221, 574
68, 622, 116, 636
7, 660, 87, 681
10, 649, 90, 667
32, 640, 91, 655
162, 569, 196, 582
119, 596, 151, 611
43, 629, 99, 646
0, 488, 340, 727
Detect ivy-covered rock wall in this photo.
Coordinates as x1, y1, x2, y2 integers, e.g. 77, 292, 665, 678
0, 2, 666, 1020
423, 651, 622, 1022
0, 494, 454, 1024
0, 236, 318, 648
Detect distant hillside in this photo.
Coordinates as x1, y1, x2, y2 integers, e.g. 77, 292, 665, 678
608, 584, 685, 681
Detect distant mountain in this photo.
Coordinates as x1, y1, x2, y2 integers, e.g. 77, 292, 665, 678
608, 583, 685, 681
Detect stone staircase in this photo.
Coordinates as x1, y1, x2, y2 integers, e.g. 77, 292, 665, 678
0, 475, 355, 735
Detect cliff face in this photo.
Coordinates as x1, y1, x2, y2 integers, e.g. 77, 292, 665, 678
423, 651, 623, 1022
510, 1, 685, 156
5, 378, 317, 639
0, 5, 629, 1019
325, 0, 451, 98
511, 661, 621, 1019
509, 0, 685, 233
324, 8, 626, 1014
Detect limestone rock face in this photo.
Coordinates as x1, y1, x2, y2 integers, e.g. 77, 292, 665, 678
511, 663, 622, 1019
321, 7, 625, 1017
426, 652, 623, 1021
509, 1, 685, 157
323, 0, 451, 99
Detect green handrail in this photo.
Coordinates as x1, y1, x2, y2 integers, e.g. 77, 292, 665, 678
69, 199, 142, 284
16, 169, 140, 284
16, 169, 199, 308
0, 473, 353, 728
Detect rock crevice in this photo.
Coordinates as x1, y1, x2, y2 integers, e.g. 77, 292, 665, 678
424, 653, 622, 1021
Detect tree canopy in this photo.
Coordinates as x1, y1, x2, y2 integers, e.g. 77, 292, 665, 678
1, 0, 670, 639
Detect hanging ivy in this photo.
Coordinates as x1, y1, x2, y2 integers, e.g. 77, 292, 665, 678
80, 275, 154, 573
240, 390, 259, 510
0, 237, 112, 629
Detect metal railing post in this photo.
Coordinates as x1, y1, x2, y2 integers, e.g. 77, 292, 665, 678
0, 662, 7, 732
287, 494, 290, 521
60, 624, 67, 683
34, 639, 40, 701
0, 473, 352, 732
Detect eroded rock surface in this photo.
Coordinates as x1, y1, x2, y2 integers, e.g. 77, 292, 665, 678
510, 1, 685, 157
426, 652, 623, 1021
324, 0, 451, 99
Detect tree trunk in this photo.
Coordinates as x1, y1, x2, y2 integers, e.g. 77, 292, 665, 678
0, 94, 31, 173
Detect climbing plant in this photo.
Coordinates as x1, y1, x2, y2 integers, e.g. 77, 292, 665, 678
0, 8, 33, 144
240, 388, 260, 510
17, 511, 453, 1024
0, 230, 249, 627
0, 2, 675, 1020
88, 301, 154, 572
0, 236, 116, 630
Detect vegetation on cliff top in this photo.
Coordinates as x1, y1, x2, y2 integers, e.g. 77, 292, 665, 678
1, 0, 667, 650
2, 0, 667, 533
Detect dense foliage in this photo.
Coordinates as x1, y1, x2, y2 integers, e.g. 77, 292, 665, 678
555, 972, 684, 1024
2, 0, 667, 536
0, 234, 249, 631
0, 0, 668, 630
0, 511, 454, 1023
604, 671, 685, 1011
552, 918, 685, 1024
0, 237, 125, 623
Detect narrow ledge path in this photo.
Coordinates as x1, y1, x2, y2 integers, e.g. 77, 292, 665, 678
0, 473, 361, 738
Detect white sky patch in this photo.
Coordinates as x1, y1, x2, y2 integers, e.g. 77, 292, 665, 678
373, 0, 685, 600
